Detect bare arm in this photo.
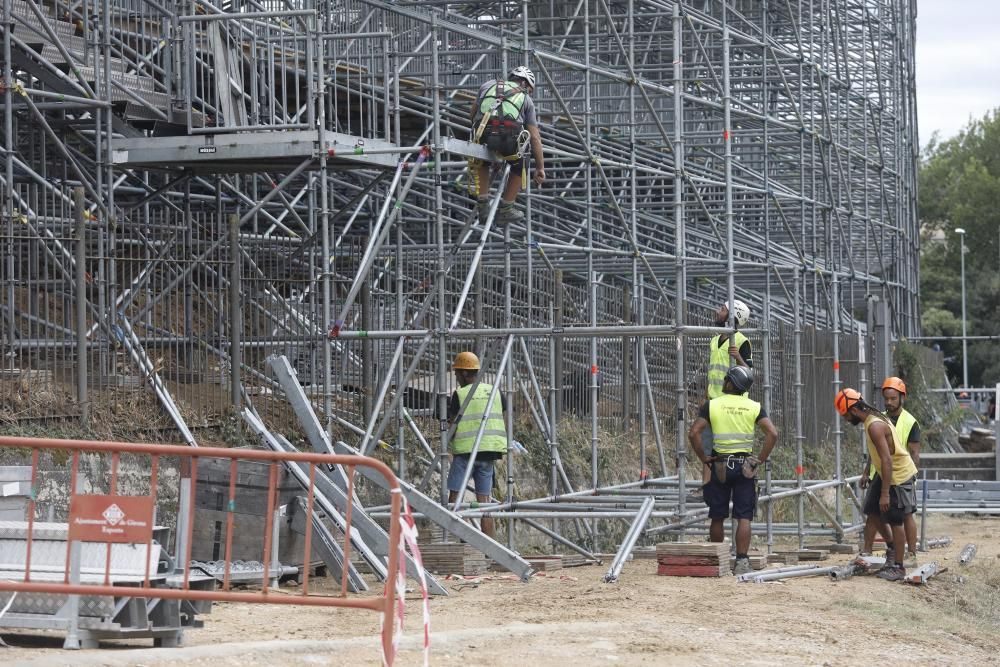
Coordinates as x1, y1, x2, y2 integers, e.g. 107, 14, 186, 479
871, 422, 895, 512
757, 417, 778, 462
909, 440, 920, 468
688, 417, 711, 464
527, 125, 545, 184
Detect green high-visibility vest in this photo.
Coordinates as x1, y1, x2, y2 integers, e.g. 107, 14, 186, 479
869, 408, 917, 479
451, 383, 508, 456
479, 80, 526, 121
708, 392, 759, 454
707, 332, 749, 399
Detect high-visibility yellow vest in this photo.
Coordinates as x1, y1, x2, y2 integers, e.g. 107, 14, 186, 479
451, 383, 508, 456
708, 393, 759, 454
864, 414, 917, 485
707, 332, 749, 399
869, 409, 917, 479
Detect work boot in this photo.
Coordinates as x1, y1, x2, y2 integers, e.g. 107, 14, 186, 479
875, 563, 905, 582
496, 200, 524, 225
733, 556, 753, 576
477, 198, 490, 224
884, 546, 895, 565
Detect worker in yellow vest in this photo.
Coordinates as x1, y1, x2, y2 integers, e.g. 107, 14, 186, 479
858, 377, 921, 567
706, 299, 753, 399
836, 387, 918, 581
447, 351, 507, 539
701, 300, 753, 486
689, 366, 778, 576
882, 376, 920, 564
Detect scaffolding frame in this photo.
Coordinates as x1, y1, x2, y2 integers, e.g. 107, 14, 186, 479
1, 0, 918, 564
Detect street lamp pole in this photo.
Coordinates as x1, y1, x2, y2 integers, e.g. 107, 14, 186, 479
956, 227, 968, 389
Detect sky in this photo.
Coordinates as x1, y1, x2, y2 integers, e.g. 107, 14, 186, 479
915, 0, 1000, 145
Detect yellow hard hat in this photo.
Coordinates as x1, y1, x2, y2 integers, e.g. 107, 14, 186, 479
453, 351, 480, 370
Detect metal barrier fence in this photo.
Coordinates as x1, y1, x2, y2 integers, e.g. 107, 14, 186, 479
0, 436, 404, 664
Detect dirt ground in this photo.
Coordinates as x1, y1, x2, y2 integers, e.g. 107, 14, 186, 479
4, 514, 1000, 666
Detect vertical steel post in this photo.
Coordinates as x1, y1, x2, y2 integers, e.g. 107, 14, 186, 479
74, 188, 89, 427
957, 227, 968, 389
361, 270, 374, 420
2, 0, 13, 361
228, 214, 242, 411
831, 272, 842, 537
794, 269, 805, 549
672, 1, 688, 526
317, 22, 333, 423
431, 21, 450, 504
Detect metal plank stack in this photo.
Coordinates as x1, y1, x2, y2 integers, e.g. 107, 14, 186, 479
775, 549, 829, 562
656, 542, 731, 577
419, 543, 489, 576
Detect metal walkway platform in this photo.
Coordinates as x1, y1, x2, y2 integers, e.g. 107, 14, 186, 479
112, 132, 491, 172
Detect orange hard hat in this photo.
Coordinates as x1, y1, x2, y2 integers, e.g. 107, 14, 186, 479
835, 388, 863, 416
452, 351, 481, 370
881, 376, 907, 395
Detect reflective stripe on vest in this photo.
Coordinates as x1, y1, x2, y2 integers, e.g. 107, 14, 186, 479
708, 393, 759, 454
452, 382, 508, 456
864, 414, 918, 486
707, 331, 749, 399
869, 409, 918, 479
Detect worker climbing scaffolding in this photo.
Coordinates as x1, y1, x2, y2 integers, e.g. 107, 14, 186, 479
469, 65, 546, 225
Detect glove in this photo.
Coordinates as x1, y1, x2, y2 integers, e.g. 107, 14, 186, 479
741, 455, 760, 479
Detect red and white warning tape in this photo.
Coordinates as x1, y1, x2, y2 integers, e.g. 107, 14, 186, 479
382, 491, 431, 667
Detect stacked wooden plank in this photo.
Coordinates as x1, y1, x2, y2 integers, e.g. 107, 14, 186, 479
419, 543, 489, 576
560, 553, 597, 568
526, 555, 563, 572
656, 542, 731, 577
632, 547, 658, 560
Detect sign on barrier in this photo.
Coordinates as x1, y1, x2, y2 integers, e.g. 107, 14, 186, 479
68, 494, 155, 543
0, 436, 410, 665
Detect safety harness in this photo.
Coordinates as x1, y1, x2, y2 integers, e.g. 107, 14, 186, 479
470, 80, 531, 193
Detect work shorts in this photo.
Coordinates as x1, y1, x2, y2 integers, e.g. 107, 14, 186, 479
863, 474, 917, 526
703, 452, 757, 520
447, 454, 495, 496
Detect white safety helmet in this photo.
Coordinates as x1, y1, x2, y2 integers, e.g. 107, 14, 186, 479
725, 299, 750, 327
508, 65, 536, 90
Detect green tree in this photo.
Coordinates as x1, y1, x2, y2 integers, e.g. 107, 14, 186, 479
919, 109, 1000, 388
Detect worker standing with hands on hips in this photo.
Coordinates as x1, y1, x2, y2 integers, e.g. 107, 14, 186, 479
689, 366, 778, 576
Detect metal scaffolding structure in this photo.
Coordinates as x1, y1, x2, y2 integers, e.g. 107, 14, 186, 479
1, 0, 919, 564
